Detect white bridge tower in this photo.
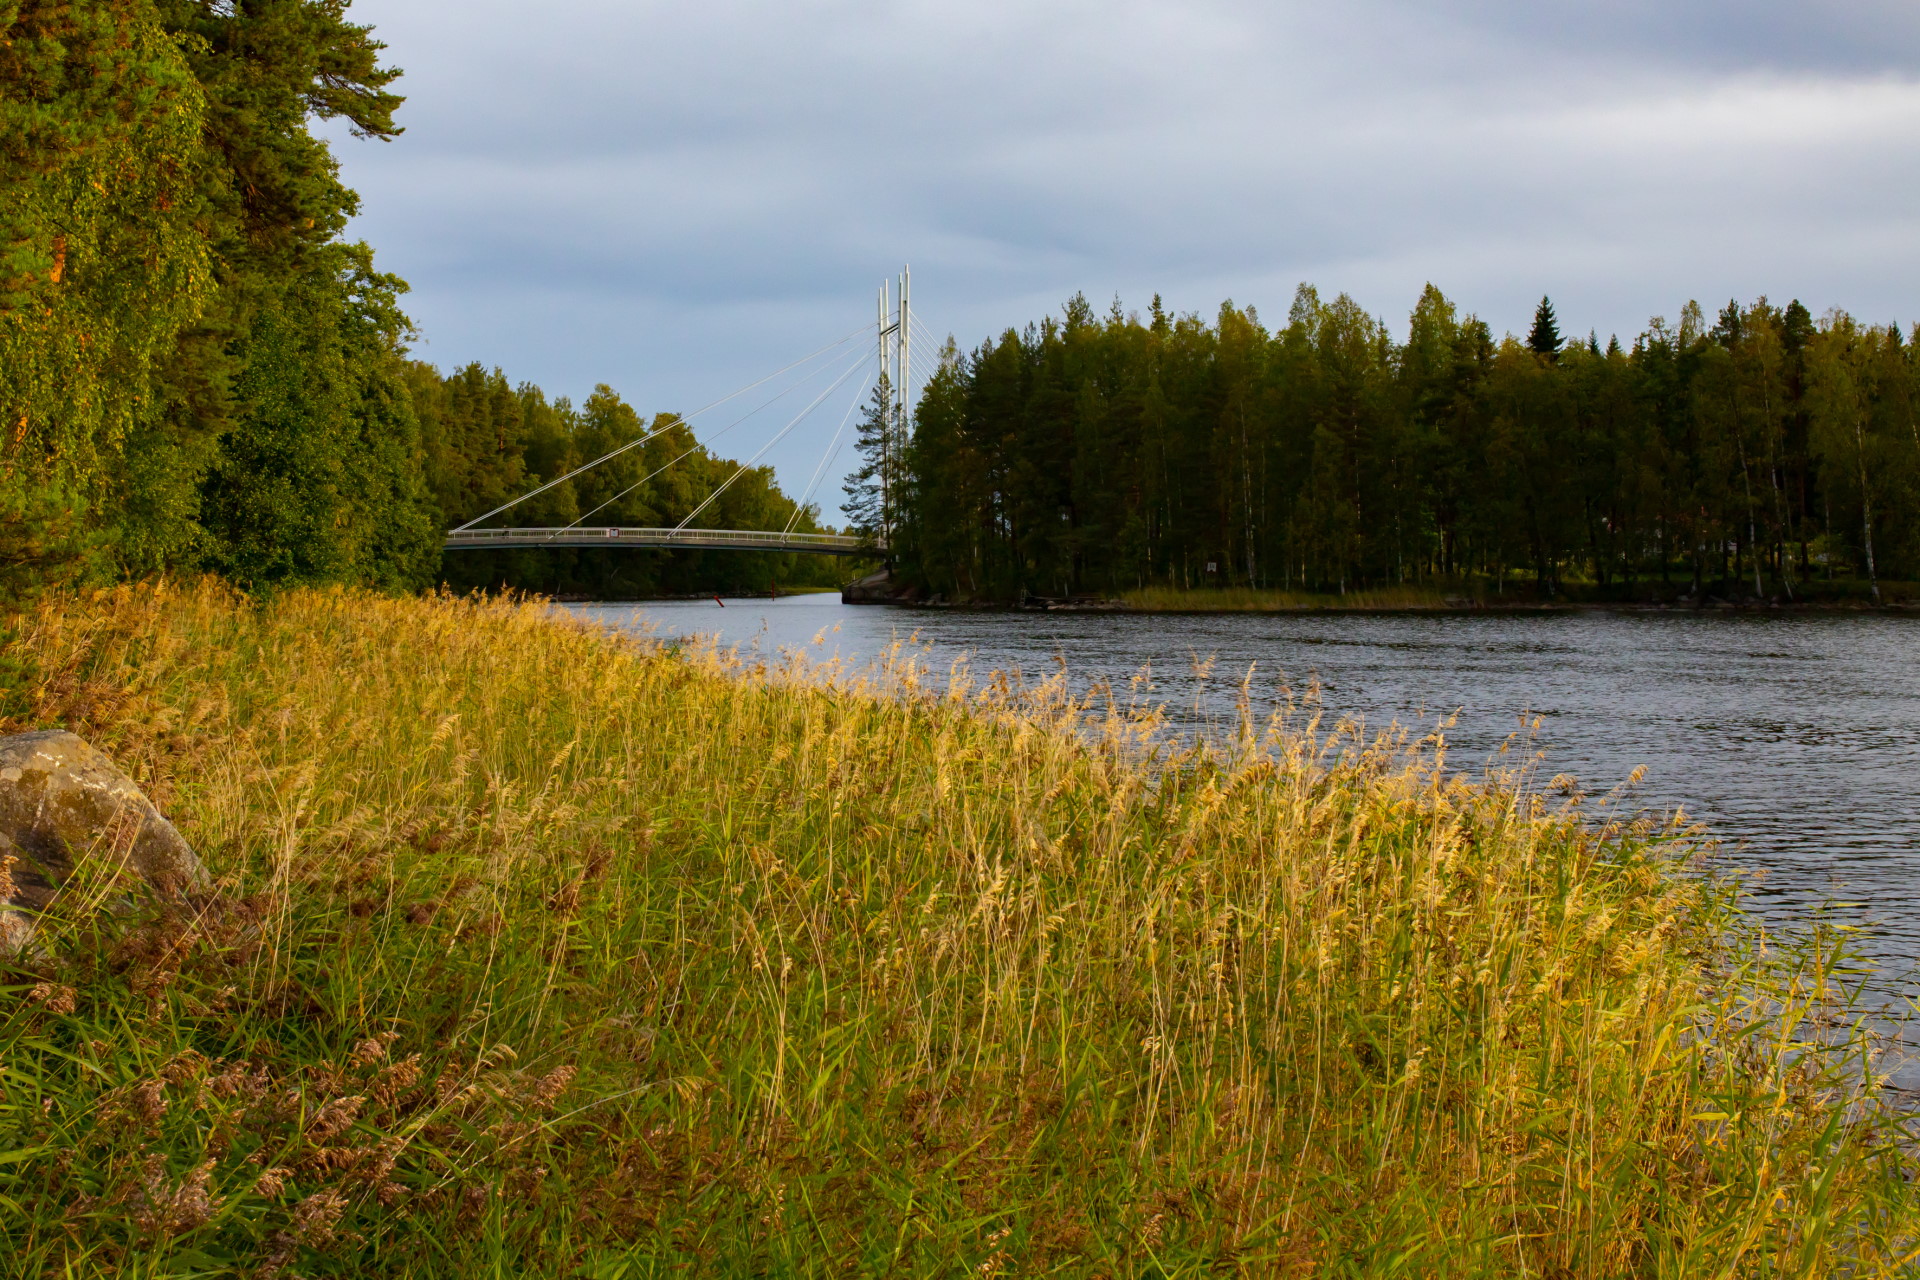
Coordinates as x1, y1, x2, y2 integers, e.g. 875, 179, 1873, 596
876, 266, 910, 547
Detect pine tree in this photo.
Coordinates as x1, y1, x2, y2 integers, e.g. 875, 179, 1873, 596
1528, 296, 1563, 359
842, 375, 893, 544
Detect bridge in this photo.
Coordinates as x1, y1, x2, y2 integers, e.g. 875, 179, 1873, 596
444, 527, 879, 556
442, 268, 921, 560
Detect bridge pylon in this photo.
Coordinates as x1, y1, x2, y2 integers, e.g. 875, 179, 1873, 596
877, 266, 911, 554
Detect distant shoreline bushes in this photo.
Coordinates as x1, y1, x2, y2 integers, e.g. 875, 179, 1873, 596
1114, 578, 1920, 614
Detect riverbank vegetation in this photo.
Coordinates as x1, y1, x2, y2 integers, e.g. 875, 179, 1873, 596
1122, 584, 1457, 612
1117, 579, 1920, 614
1, 581, 1915, 1276
894, 292, 1920, 606
0, 0, 839, 601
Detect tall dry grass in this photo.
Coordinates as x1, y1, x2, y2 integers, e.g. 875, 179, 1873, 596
0, 580, 1913, 1276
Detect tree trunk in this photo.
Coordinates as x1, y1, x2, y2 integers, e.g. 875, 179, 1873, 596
1854, 415, 1881, 603
1734, 438, 1763, 598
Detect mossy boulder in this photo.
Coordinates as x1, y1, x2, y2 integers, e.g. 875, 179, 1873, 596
0, 729, 207, 952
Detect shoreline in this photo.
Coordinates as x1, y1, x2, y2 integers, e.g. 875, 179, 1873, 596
1089, 599, 1920, 616
545, 591, 1920, 614
565, 593, 1920, 616
906, 582, 1920, 615
837, 569, 1920, 615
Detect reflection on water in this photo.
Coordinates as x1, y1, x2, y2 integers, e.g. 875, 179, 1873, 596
567, 594, 1920, 996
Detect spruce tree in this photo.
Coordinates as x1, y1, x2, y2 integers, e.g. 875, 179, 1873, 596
1528, 295, 1562, 359
842, 376, 893, 544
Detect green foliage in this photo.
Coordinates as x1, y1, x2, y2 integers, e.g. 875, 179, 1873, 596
0, 0, 213, 543
0, 0, 442, 595
0, 473, 110, 596
155, 0, 402, 268
1802, 313, 1916, 603
135, 0, 419, 584
841, 377, 894, 541
899, 289, 1920, 602
198, 245, 438, 590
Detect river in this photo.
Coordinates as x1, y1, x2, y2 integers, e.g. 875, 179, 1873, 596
568, 594, 1920, 1005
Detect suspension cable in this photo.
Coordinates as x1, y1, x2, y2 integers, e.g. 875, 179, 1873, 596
910, 315, 947, 371
907, 313, 949, 408
450, 321, 875, 531
560, 343, 869, 530
674, 349, 871, 532
782, 365, 877, 535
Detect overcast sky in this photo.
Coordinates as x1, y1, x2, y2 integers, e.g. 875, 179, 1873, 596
324, 0, 1920, 509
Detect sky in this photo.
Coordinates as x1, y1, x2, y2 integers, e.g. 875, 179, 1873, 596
322, 0, 1920, 511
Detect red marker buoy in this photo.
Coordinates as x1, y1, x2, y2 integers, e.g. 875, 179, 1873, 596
713, 595, 725, 607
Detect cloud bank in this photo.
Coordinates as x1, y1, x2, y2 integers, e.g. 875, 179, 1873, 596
323, 0, 1920, 502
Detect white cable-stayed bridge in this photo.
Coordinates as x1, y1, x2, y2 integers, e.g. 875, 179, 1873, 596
444, 527, 875, 556
442, 269, 935, 559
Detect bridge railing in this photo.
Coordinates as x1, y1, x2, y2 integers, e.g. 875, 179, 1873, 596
443, 527, 883, 556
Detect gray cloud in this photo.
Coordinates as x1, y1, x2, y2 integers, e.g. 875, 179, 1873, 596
326, 0, 1920, 507
1428, 0, 1920, 76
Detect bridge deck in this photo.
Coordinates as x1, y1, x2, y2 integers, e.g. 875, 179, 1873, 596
444, 527, 881, 556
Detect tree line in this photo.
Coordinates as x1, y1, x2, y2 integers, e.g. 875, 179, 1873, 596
14, 2, 1914, 608
0, 0, 836, 598
890, 289, 1920, 603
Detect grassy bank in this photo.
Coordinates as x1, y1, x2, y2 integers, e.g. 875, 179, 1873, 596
1, 582, 1914, 1276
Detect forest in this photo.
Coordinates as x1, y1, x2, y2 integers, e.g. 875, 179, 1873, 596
7, 1, 1916, 608
892, 290, 1920, 603
0, 0, 838, 599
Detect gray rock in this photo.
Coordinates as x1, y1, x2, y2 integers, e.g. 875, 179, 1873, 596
840, 566, 921, 605
0, 730, 208, 954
